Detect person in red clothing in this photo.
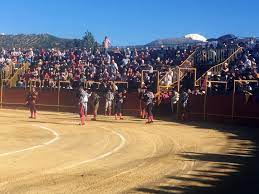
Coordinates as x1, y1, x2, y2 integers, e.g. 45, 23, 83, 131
78, 87, 91, 125
26, 87, 38, 119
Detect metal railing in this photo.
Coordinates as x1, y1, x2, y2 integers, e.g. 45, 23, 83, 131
8, 62, 30, 88
194, 47, 238, 66
159, 48, 198, 87
0, 62, 14, 81
195, 47, 243, 88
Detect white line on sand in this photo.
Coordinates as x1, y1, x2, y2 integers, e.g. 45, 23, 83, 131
0, 125, 59, 157
62, 128, 126, 170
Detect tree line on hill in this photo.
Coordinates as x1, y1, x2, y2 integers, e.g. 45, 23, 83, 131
0, 31, 98, 50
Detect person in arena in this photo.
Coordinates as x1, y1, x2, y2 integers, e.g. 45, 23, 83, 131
25, 87, 38, 119
170, 88, 180, 114
105, 89, 114, 116
114, 90, 126, 120
138, 83, 147, 119
78, 87, 91, 125
144, 87, 155, 124
91, 90, 100, 121
180, 89, 190, 121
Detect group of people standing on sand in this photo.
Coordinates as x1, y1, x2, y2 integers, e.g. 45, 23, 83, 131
25, 84, 189, 125
138, 84, 191, 123
77, 84, 127, 126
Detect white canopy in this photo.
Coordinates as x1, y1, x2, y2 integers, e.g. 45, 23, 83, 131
184, 34, 207, 42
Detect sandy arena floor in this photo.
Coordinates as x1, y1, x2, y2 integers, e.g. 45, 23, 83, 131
0, 109, 256, 194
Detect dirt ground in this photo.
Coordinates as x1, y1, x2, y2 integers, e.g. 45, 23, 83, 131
0, 109, 258, 194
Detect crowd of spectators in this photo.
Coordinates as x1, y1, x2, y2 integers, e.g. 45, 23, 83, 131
0, 47, 32, 79
1, 37, 258, 97
15, 44, 194, 90
207, 48, 259, 95
157, 45, 259, 106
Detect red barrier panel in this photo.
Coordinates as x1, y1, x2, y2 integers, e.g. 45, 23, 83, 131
206, 95, 232, 116
37, 90, 58, 106
2, 88, 27, 104
234, 95, 259, 118
189, 94, 204, 114
1, 89, 140, 116
1, 88, 259, 123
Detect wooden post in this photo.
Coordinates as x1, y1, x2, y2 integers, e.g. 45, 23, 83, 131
231, 80, 236, 120
0, 78, 3, 109
157, 70, 160, 93
176, 67, 181, 119
29, 81, 32, 91
141, 70, 144, 85
58, 81, 60, 112
203, 74, 208, 120
194, 68, 197, 86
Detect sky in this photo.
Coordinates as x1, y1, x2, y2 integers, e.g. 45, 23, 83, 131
0, 0, 259, 46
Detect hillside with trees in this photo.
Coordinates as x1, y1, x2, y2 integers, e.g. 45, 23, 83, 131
0, 31, 98, 50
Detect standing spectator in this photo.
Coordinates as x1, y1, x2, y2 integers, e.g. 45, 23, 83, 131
103, 36, 111, 55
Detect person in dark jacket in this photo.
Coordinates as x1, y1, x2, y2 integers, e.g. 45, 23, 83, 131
114, 90, 126, 120
91, 90, 100, 121
144, 87, 155, 123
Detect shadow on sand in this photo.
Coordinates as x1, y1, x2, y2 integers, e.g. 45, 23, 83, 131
135, 120, 259, 194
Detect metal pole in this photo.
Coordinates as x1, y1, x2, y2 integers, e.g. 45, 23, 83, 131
177, 67, 180, 92
231, 80, 236, 120
176, 67, 180, 119
141, 70, 144, 85
157, 71, 160, 93
194, 68, 197, 86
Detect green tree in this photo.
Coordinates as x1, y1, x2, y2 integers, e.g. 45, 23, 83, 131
82, 31, 97, 51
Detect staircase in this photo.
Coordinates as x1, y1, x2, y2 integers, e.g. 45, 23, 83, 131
158, 47, 198, 91
6, 62, 30, 88
195, 47, 243, 89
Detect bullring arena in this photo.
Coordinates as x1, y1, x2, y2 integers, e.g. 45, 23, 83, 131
0, 108, 257, 194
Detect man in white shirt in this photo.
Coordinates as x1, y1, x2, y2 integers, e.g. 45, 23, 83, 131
110, 60, 118, 75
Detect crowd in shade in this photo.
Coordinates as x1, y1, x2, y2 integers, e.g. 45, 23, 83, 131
206, 48, 259, 95
14, 45, 194, 90
157, 45, 259, 108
